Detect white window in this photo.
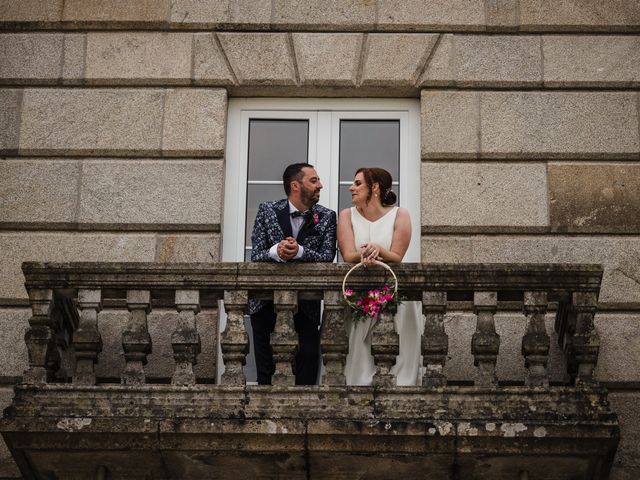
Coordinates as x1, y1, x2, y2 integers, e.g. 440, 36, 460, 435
222, 98, 421, 262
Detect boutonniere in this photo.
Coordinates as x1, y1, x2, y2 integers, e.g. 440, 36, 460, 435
313, 213, 319, 225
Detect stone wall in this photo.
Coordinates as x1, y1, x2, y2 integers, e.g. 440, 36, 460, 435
1, 1, 639, 478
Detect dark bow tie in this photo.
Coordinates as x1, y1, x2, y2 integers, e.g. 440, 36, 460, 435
291, 210, 310, 218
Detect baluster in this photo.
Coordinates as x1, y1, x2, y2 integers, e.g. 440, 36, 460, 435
472, 291, 499, 387
171, 290, 201, 386
23, 289, 58, 384
422, 291, 448, 387
221, 290, 249, 385
522, 291, 550, 387
73, 289, 103, 385
121, 290, 152, 385
272, 291, 297, 386
320, 290, 348, 386
372, 304, 399, 388
571, 292, 599, 386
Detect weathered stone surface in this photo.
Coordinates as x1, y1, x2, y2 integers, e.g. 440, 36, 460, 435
485, 0, 518, 29
292, 33, 362, 86
218, 33, 296, 86
0, 233, 155, 300
85, 32, 192, 84
422, 162, 548, 227
78, 160, 223, 227
192, 33, 235, 85
378, 0, 486, 31
595, 314, 640, 383
170, 0, 271, 28
162, 89, 227, 157
19, 88, 164, 156
433, 35, 542, 87
549, 164, 640, 233
0, 159, 80, 224
61, 34, 86, 83
156, 235, 221, 262
480, 92, 640, 159
62, 0, 170, 25
421, 90, 479, 159
362, 34, 438, 87
273, 0, 376, 30
0, 386, 20, 478
0, 309, 29, 377
544, 35, 640, 87
0, 33, 63, 83
609, 392, 640, 469
420, 34, 454, 86
444, 312, 567, 383
0, 89, 22, 154
520, 0, 640, 31
422, 235, 640, 305
0, 0, 62, 23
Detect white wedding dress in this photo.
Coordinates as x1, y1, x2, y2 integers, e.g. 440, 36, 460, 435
343, 207, 424, 386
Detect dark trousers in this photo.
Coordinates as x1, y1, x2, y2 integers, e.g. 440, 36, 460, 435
250, 301, 321, 385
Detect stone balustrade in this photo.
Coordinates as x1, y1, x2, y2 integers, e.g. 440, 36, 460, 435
19, 261, 603, 388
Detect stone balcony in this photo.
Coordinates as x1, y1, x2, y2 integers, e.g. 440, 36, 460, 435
1, 262, 619, 480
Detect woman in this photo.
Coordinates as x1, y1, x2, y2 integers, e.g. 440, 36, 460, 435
337, 167, 423, 386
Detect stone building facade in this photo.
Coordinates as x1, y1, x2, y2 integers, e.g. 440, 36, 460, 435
0, 1, 639, 479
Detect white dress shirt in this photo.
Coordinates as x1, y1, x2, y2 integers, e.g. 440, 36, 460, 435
269, 201, 306, 262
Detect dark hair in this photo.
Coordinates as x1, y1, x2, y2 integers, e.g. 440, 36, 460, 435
283, 163, 314, 196
355, 167, 397, 206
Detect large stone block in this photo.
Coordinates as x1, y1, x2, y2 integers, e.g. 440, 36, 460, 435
0, 89, 22, 154
0, 33, 63, 83
192, 33, 235, 85
272, 0, 376, 30
0, 309, 29, 378
421, 35, 542, 87
0, 386, 20, 478
85, 32, 192, 84
422, 162, 548, 228
156, 234, 221, 262
0, 233, 156, 300
480, 92, 639, 159
162, 89, 227, 157
485, 0, 518, 29
78, 159, 223, 227
361, 34, 438, 87
595, 314, 640, 383
520, 0, 640, 31
170, 0, 271, 28
421, 90, 479, 159
0, 0, 62, 23
609, 392, 640, 469
0, 159, 80, 224
19, 88, 164, 156
378, 0, 486, 31
422, 235, 640, 305
62, 0, 170, 25
218, 33, 296, 86
549, 163, 640, 233
544, 35, 640, 87
292, 33, 362, 86
61, 34, 86, 84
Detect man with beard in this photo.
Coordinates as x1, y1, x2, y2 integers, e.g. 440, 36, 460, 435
249, 163, 337, 385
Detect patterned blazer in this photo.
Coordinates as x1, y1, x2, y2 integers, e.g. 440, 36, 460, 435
249, 198, 337, 315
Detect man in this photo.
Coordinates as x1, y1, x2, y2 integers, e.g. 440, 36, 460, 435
249, 163, 337, 385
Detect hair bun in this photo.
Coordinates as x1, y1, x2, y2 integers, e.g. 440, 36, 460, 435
383, 190, 397, 206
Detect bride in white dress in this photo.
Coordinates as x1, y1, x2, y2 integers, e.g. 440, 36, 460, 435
337, 167, 423, 386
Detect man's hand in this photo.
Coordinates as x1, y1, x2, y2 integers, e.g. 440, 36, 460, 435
277, 237, 299, 261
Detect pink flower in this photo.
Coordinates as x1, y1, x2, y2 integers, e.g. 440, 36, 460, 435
313, 213, 319, 225
344, 289, 354, 297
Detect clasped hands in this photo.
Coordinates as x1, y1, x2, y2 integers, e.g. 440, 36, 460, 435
360, 242, 381, 266
277, 236, 300, 261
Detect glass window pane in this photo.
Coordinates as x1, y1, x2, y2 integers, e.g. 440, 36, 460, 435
248, 119, 309, 181
338, 120, 400, 181
245, 184, 287, 246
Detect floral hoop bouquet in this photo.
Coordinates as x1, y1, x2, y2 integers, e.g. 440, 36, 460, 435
342, 260, 399, 322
